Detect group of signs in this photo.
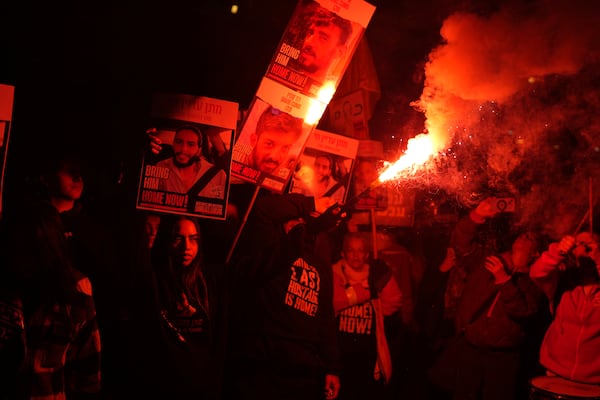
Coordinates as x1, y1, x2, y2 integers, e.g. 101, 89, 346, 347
136, 0, 378, 221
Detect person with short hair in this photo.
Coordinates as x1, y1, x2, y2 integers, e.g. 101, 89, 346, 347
243, 106, 304, 175
292, 153, 346, 204
155, 125, 227, 198
332, 232, 402, 399
297, 4, 353, 82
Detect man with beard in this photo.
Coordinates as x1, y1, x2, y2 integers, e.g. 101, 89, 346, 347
155, 125, 227, 199
245, 105, 304, 176
296, 4, 353, 83
530, 230, 600, 386
292, 154, 346, 204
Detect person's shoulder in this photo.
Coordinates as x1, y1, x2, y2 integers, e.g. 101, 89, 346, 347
156, 158, 172, 168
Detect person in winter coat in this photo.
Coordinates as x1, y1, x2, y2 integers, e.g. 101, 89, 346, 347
429, 196, 547, 400
530, 230, 600, 384
226, 192, 343, 400
332, 232, 402, 399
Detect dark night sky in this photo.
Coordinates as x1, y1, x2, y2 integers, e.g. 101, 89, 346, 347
2, 0, 599, 237
0, 0, 460, 166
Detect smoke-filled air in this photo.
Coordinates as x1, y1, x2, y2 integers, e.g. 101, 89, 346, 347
385, 0, 600, 239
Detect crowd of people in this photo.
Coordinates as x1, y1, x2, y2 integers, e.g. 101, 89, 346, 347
1, 137, 600, 400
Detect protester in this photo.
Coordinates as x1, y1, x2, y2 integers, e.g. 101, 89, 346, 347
125, 215, 226, 399
332, 232, 402, 399
0, 201, 101, 399
35, 150, 124, 396
530, 229, 600, 384
226, 192, 343, 400
428, 196, 547, 400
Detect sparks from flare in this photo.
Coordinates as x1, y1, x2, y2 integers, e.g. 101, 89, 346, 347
378, 133, 437, 183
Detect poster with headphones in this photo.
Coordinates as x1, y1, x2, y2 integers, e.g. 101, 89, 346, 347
136, 92, 239, 220
288, 128, 358, 205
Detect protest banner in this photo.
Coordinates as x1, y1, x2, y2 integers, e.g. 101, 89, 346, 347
289, 128, 358, 204
232, 0, 375, 193
136, 92, 238, 220
266, 0, 375, 98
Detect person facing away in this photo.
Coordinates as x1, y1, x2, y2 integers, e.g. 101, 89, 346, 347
151, 125, 227, 198
296, 3, 353, 83
530, 229, 600, 384
243, 105, 304, 176
0, 201, 101, 400
292, 154, 346, 204
331, 232, 402, 400
131, 215, 226, 399
36, 151, 123, 397
226, 192, 343, 400
429, 196, 547, 400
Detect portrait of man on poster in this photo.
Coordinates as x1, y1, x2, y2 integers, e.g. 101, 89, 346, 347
291, 1, 354, 83
148, 124, 228, 200
232, 100, 306, 183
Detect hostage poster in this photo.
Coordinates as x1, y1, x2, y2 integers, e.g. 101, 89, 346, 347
231, 92, 314, 193
288, 128, 358, 204
266, 0, 375, 98
136, 92, 238, 220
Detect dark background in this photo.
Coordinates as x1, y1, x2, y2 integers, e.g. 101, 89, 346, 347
0, 0, 491, 174
4, 0, 595, 223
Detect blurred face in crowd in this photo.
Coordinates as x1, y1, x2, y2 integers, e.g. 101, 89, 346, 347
511, 232, 540, 270
573, 231, 600, 268
170, 218, 200, 268
342, 236, 369, 271
251, 129, 298, 174
53, 161, 84, 201
172, 128, 201, 168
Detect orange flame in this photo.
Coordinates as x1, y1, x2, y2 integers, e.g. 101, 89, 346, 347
378, 133, 436, 183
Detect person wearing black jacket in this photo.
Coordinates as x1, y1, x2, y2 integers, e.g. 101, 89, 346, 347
226, 192, 343, 400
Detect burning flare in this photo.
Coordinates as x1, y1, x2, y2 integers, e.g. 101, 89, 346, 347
378, 133, 437, 183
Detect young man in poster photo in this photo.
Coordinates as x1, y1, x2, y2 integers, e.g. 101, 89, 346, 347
295, 3, 353, 83
244, 105, 304, 176
150, 125, 227, 199
292, 153, 346, 204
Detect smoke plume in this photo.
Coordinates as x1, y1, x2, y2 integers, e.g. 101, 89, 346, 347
407, 0, 600, 238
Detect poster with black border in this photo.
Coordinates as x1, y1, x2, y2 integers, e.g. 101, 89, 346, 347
230, 79, 318, 193
289, 128, 358, 205
136, 92, 238, 220
266, 0, 375, 98
0, 84, 15, 218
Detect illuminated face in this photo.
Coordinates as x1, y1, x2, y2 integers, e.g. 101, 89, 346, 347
511, 232, 539, 269
55, 166, 84, 201
573, 232, 600, 267
172, 128, 201, 168
170, 219, 200, 268
314, 156, 332, 182
342, 237, 368, 271
298, 22, 344, 78
251, 129, 298, 174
